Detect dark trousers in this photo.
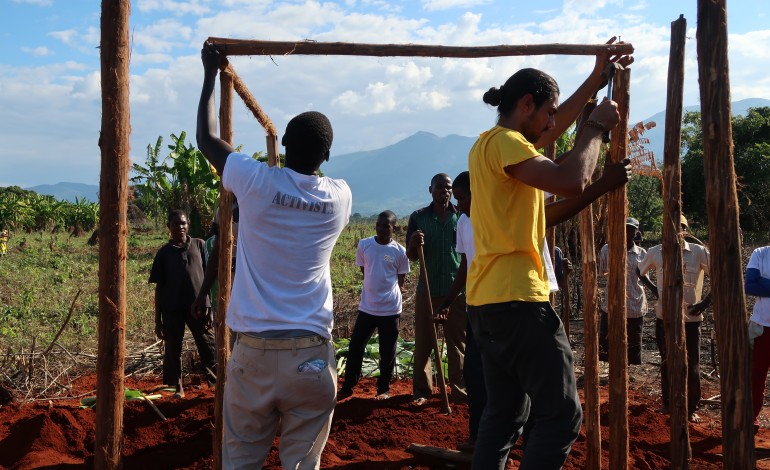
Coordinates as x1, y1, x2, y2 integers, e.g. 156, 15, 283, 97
468, 301, 581, 470
599, 311, 643, 365
342, 311, 400, 395
656, 319, 701, 414
162, 309, 216, 388
464, 317, 487, 441
752, 326, 770, 421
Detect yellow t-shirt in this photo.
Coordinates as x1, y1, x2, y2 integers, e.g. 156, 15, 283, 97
467, 126, 549, 305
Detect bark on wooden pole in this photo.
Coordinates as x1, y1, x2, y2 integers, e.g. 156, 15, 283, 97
213, 69, 235, 470
221, 63, 280, 167
607, 67, 631, 470
581, 205, 601, 470
696, 1, 755, 467
575, 98, 601, 470
95, 1, 130, 468
662, 14, 690, 468
207, 38, 633, 58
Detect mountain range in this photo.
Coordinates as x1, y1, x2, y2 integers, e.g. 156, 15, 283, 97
25, 98, 770, 216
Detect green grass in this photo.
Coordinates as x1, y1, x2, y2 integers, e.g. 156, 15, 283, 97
0, 220, 420, 359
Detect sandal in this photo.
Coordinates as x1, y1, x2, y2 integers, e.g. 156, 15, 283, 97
412, 397, 428, 406
375, 392, 390, 400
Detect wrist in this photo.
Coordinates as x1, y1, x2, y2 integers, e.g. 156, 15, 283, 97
582, 120, 607, 133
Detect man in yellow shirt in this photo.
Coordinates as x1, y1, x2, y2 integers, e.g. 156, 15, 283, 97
467, 67, 622, 469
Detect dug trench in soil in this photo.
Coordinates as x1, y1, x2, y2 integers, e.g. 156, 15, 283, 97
4, 372, 770, 469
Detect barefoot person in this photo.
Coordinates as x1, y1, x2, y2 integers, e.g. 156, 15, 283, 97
196, 43, 352, 468
466, 64, 626, 468
638, 215, 711, 423
338, 210, 410, 401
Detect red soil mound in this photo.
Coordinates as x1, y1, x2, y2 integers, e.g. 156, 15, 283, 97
1, 374, 769, 469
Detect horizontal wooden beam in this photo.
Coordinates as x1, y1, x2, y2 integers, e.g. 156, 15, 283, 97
207, 38, 634, 58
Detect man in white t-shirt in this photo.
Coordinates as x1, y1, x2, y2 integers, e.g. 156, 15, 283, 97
746, 232, 770, 431
598, 217, 650, 365
197, 43, 352, 469
638, 215, 710, 422
338, 210, 410, 400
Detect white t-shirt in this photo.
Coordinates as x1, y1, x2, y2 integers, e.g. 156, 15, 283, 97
638, 242, 710, 322
356, 237, 410, 316
599, 244, 647, 318
748, 246, 770, 326
222, 153, 352, 338
457, 213, 558, 292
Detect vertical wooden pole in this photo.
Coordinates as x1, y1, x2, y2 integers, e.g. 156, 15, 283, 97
607, 67, 630, 470
213, 69, 235, 470
267, 133, 281, 168
662, 14, 690, 468
696, 1, 755, 468
581, 205, 601, 470
95, 1, 130, 468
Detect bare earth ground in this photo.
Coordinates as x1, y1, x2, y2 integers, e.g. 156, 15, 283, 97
3, 339, 770, 469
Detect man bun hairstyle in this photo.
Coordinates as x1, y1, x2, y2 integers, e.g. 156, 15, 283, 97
281, 111, 333, 158
453, 171, 470, 192
483, 68, 559, 117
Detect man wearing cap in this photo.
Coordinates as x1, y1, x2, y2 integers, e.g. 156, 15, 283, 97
197, 43, 352, 468
598, 217, 651, 365
638, 215, 710, 422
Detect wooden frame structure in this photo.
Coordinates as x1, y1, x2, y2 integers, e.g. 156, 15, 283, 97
94, 5, 754, 467
204, 37, 634, 469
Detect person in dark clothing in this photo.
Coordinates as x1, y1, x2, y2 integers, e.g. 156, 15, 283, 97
150, 209, 217, 398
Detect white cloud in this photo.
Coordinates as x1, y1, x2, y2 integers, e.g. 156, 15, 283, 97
49, 29, 78, 46
137, 0, 211, 16
21, 46, 52, 56
421, 0, 490, 12
12, 0, 52, 5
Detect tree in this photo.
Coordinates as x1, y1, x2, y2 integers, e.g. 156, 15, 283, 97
681, 107, 770, 233
131, 132, 220, 237
627, 175, 663, 234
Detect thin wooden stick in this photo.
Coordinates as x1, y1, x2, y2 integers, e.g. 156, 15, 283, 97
43, 289, 82, 357
207, 38, 634, 58
222, 63, 277, 136
417, 245, 451, 415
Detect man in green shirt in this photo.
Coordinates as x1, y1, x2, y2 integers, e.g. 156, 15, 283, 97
406, 173, 466, 405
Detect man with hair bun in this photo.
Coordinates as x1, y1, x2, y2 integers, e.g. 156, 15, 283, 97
466, 42, 632, 469
196, 42, 352, 469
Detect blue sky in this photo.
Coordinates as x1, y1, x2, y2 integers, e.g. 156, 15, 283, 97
1, 0, 769, 187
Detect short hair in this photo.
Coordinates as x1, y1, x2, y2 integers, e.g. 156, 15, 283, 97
430, 173, 451, 188
453, 171, 470, 192
167, 209, 187, 224
483, 68, 559, 118
378, 210, 397, 225
281, 111, 333, 159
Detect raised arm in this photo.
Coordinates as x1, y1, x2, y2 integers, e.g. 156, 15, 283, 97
545, 157, 630, 227
196, 42, 235, 175
506, 99, 619, 198
533, 37, 633, 150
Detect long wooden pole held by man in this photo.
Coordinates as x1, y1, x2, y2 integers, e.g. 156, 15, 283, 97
417, 245, 452, 414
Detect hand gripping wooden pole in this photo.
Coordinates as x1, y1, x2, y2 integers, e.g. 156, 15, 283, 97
417, 245, 452, 415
